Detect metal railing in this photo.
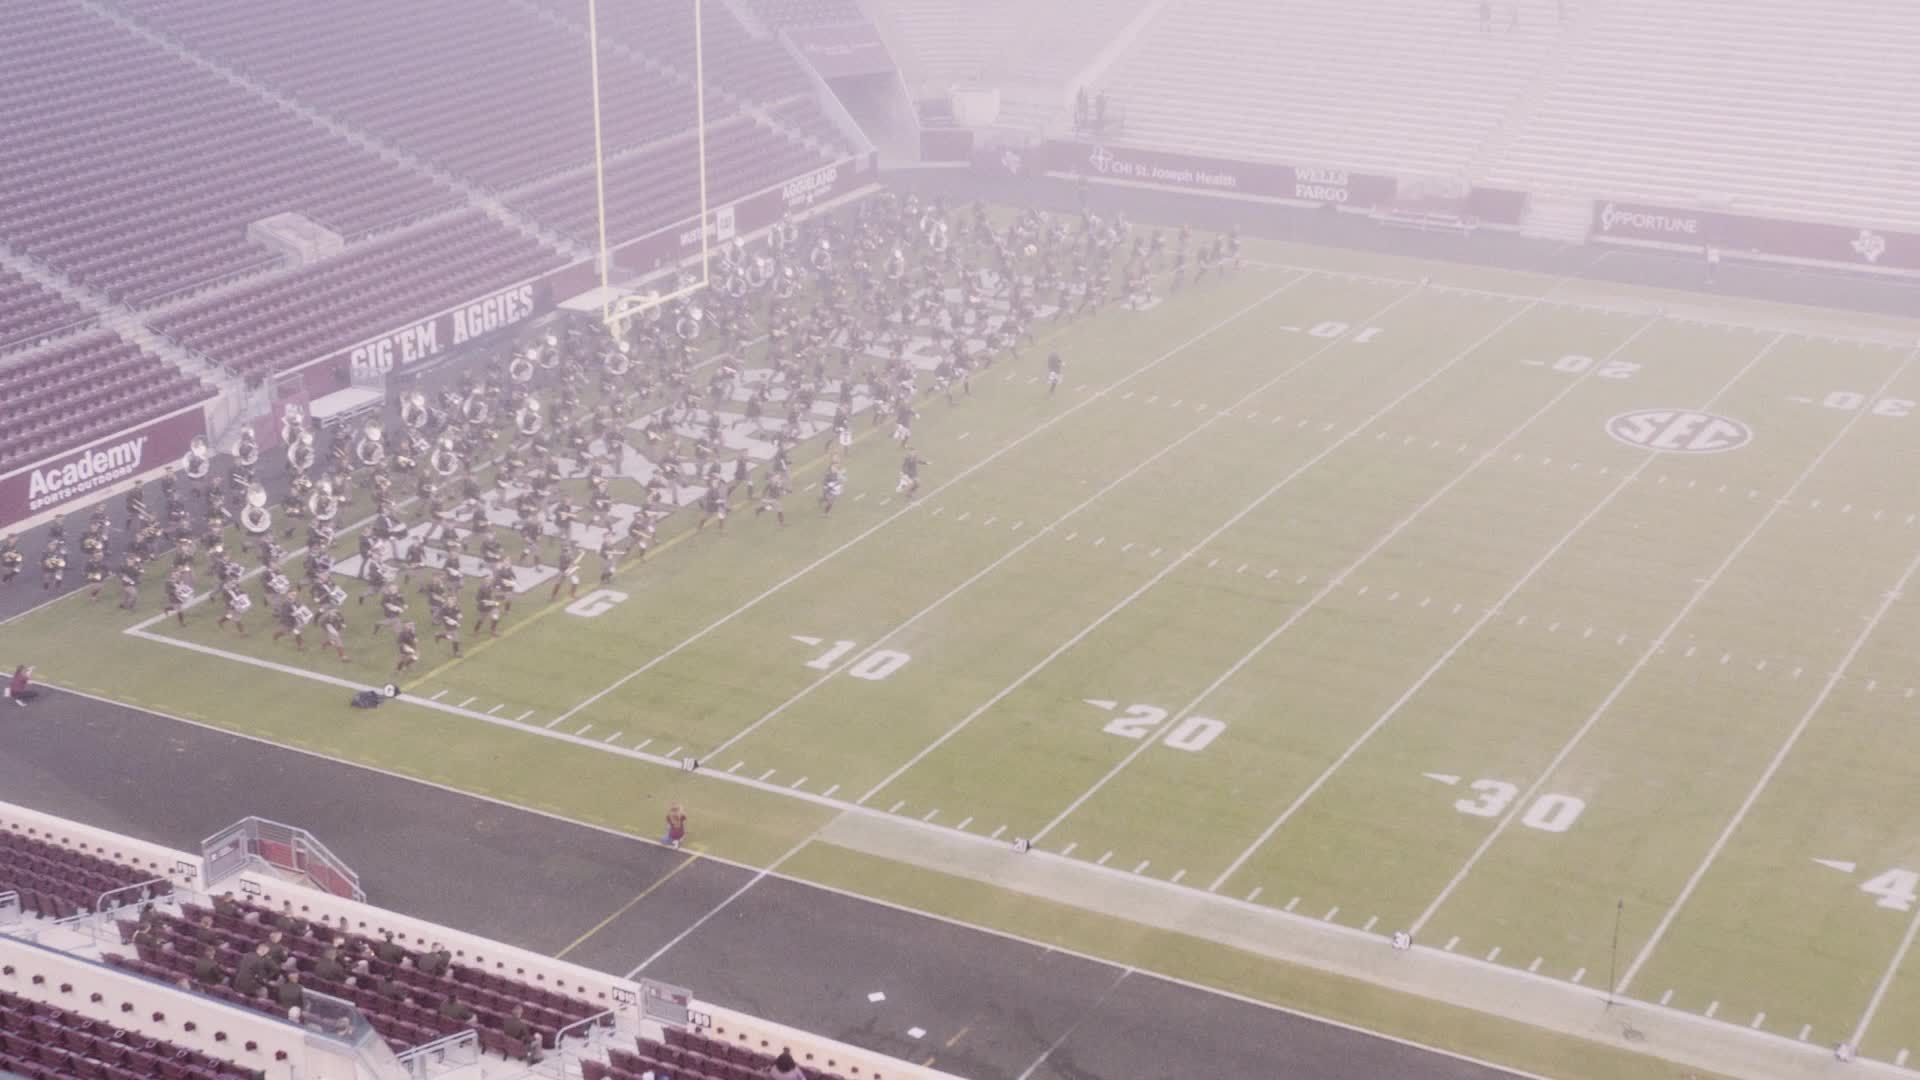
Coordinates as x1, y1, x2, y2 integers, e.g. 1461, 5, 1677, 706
552, 1008, 615, 1056
0, 891, 20, 927
202, 817, 365, 901
396, 1029, 479, 1077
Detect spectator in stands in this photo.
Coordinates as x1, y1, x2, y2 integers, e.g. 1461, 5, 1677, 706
193, 945, 223, 987
503, 1005, 542, 1062
265, 929, 292, 969
418, 941, 452, 976
314, 946, 350, 984
8, 665, 37, 706
438, 995, 475, 1026
233, 948, 269, 996
193, 914, 219, 945
375, 930, 406, 964
768, 1048, 806, 1080
213, 892, 242, 918
274, 972, 304, 1010
275, 901, 310, 938
376, 975, 411, 1003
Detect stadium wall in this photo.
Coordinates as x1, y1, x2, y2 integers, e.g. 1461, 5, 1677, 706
1007, 136, 1920, 277
0, 403, 209, 536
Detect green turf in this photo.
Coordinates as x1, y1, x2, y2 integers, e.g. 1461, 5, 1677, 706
11, 239, 1920, 1075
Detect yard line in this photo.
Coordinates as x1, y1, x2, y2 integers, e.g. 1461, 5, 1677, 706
865, 291, 1546, 807
702, 293, 1372, 761
1033, 312, 1654, 845
1214, 330, 1776, 891
549, 275, 1313, 729
1411, 346, 1919, 941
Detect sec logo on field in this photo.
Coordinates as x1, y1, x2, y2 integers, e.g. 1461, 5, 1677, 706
1606, 409, 1752, 454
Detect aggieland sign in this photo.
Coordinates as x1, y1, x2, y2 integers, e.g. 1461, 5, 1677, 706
0, 406, 207, 529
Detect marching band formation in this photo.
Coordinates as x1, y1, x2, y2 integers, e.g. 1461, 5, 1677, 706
1, 194, 1241, 674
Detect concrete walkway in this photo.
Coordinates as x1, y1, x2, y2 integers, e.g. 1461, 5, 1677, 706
822, 810, 1904, 1080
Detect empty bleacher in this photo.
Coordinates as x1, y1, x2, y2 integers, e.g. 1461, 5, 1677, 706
0, 829, 174, 923
0, 4, 454, 308
0, 334, 214, 476
1486, 0, 1920, 229
529, 0, 817, 107
870, 0, 1150, 91
111, 0, 693, 193
152, 213, 564, 379
0, 271, 91, 356
0, 988, 262, 1080
747, 0, 868, 30
1102, 0, 1564, 176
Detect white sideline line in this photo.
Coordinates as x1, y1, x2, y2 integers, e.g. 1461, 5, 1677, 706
702, 276, 1345, 759
1626, 535, 1920, 1003
1031, 300, 1611, 844
1210, 325, 1766, 892
547, 274, 1313, 730
1411, 346, 1920, 940
864, 288, 1538, 808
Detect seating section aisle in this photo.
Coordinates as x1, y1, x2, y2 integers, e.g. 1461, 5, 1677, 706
871, 0, 1149, 90
151, 213, 565, 379
597, 1027, 853, 1080
747, 0, 867, 30
506, 120, 834, 249
1104, 0, 1562, 176
530, 0, 816, 105
0, 335, 213, 477
1486, 0, 1920, 229
108, 896, 607, 1057
0, 4, 453, 308
0, 271, 90, 355
0, 989, 261, 1080
110, 0, 692, 193
0, 828, 174, 922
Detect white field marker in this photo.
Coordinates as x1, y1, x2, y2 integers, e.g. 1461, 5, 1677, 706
790, 776, 807, 789
727, 761, 744, 774
1284, 897, 1299, 913
758, 768, 776, 782
515, 710, 535, 722
921, 809, 939, 822
1247, 887, 1263, 903
575, 725, 593, 737
1571, 968, 1585, 985
1096, 851, 1113, 866
1132, 860, 1150, 874
603, 730, 622, 743
458, 697, 477, 708
1323, 906, 1339, 921
1659, 989, 1673, 1006
1060, 842, 1077, 857
429, 690, 447, 702
487, 704, 505, 716
888, 800, 905, 814
1705, 1001, 1719, 1019
1171, 869, 1187, 884
1529, 957, 1543, 974
990, 825, 1006, 840
822, 785, 839, 799
1486, 946, 1500, 962
1362, 916, 1378, 932
1750, 1012, 1766, 1030
1443, 936, 1459, 952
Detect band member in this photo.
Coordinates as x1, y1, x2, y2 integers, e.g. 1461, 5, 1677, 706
395, 620, 420, 673
820, 459, 845, 517
216, 581, 251, 633
0, 536, 20, 584
319, 606, 348, 662
696, 485, 728, 533
158, 567, 191, 626
597, 536, 622, 585
548, 541, 584, 602
896, 449, 927, 498
117, 553, 143, 611
83, 550, 110, 601
432, 597, 462, 657
756, 468, 790, 526
474, 579, 505, 637
272, 599, 312, 650
1047, 350, 1064, 395
40, 540, 66, 591
372, 583, 408, 635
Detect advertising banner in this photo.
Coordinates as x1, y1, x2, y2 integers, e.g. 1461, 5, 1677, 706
1591, 199, 1920, 273
1040, 140, 1398, 208
784, 23, 894, 79
0, 405, 207, 529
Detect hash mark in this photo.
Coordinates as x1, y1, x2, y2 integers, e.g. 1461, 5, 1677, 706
1547, 622, 1559, 633
1297, 574, 1309, 585
1247, 887, 1263, 903
727, 761, 744, 774
853, 492, 866, 502
1443, 936, 1459, 953
1571, 968, 1586, 985
921, 808, 939, 822
888, 800, 906, 813
1867, 678, 1878, 691
1064, 532, 1078, 542
634, 738, 652, 751
956, 816, 973, 830
1451, 602, 1463, 614
487, 703, 505, 716
1420, 596, 1432, 608
1093, 536, 1106, 546
1583, 626, 1593, 639
429, 690, 447, 702
575, 724, 593, 737
1659, 989, 1673, 1006
990, 825, 1006, 839
515, 710, 535, 722
758, 768, 776, 782
664, 746, 682, 759
957, 512, 971, 522
1799, 1025, 1811, 1042
982, 516, 997, 527
1132, 860, 1150, 874
1323, 906, 1339, 921
1172, 869, 1187, 884
1122, 543, 1135, 553
1207, 557, 1219, 569
1720, 652, 1731, 665
1389, 591, 1400, 602
1362, 916, 1378, 932
1097, 851, 1113, 866
458, 697, 477, 708
1750, 1012, 1766, 1030
1061, 842, 1077, 856
603, 731, 622, 743
1266, 569, 1278, 579
1237, 563, 1248, 574
1704, 1001, 1718, 1019
1150, 547, 1163, 558
790, 776, 807, 789
1486, 946, 1501, 962
1528, 957, 1543, 973
1684, 646, 1697, 658
1284, 897, 1299, 913
1011, 520, 1024, 531
1895, 1048, 1908, 1066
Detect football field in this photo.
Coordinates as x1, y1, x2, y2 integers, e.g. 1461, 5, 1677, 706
15, 245, 1920, 1075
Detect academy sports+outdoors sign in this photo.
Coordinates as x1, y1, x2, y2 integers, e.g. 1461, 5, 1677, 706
1592, 199, 1920, 272
0, 405, 208, 530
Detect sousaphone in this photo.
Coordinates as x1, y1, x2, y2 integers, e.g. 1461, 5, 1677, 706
182, 435, 212, 480
233, 427, 259, 468
239, 484, 272, 535
353, 421, 385, 467
307, 478, 340, 522
430, 437, 461, 476
515, 398, 544, 437
399, 390, 430, 429
286, 430, 316, 473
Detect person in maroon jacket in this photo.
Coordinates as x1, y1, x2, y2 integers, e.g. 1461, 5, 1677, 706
8, 665, 36, 707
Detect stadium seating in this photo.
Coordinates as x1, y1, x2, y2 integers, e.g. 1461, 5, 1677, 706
1485, 0, 1920, 229
0, 271, 91, 356
747, 0, 869, 30
0, 831, 174, 923
152, 213, 564, 379
0, 988, 262, 1080
529, 0, 817, 106
1101, 0, 1563, 176
111, 0, 693, 193
0, 334, 214, 477
0, 5, 453, 308
506, 119, 836, 249
596, 1028, 854, 1080
870, 0, 1150, 90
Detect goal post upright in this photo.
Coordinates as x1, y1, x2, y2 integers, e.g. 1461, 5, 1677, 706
587, 0, 713, 332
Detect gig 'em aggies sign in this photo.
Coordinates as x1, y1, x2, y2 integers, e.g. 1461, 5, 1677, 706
347, 282, 543, 380
0, 406, 208, 529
